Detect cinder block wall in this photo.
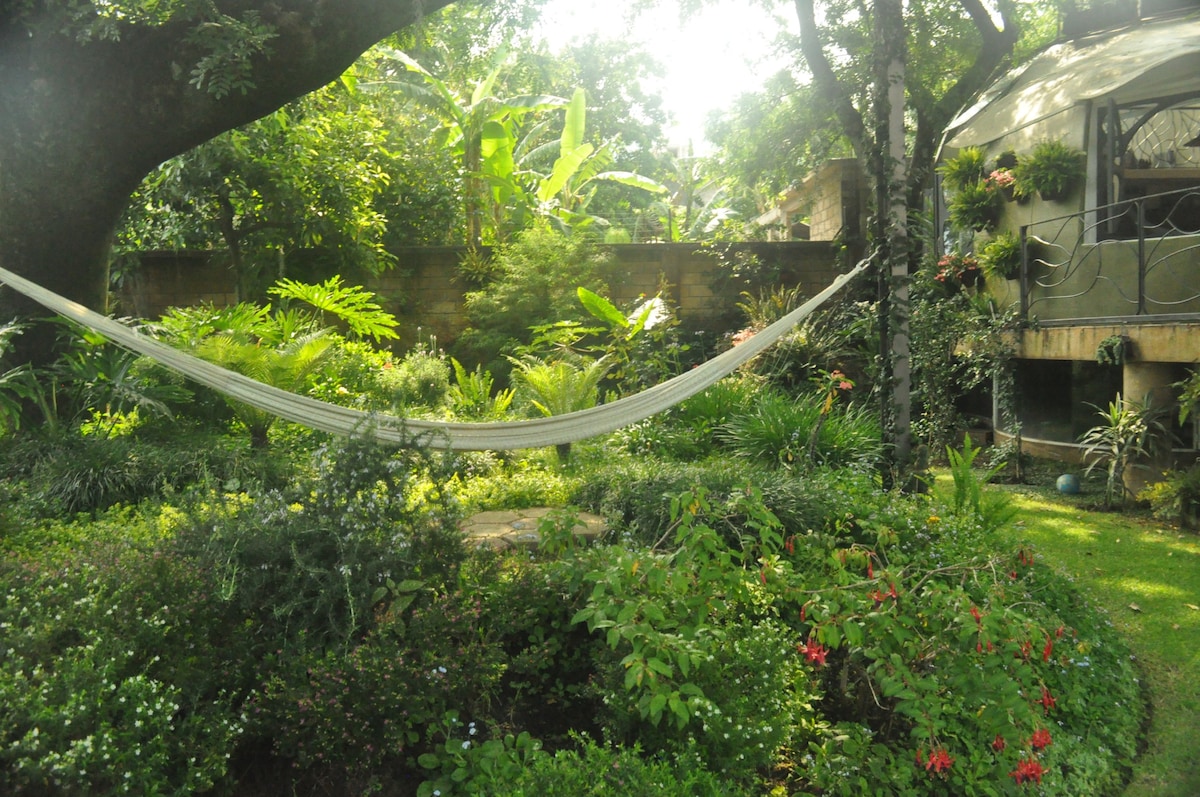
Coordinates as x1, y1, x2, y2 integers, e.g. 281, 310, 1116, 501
119, 241, 848, 350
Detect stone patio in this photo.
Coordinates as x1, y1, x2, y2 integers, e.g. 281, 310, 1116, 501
461, 507, 607, 550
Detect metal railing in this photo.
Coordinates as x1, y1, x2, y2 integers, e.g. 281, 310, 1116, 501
1019, 184, 1200, 325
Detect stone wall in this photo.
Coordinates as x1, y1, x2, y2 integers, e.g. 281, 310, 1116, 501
119, 241, 850, 350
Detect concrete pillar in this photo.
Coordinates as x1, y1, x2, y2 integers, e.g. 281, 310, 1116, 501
1122, 361, 1176, 497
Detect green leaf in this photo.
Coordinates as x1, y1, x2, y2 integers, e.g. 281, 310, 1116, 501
417, 753, 441, 770
592, 170, 670, 194
577, 287, 627, 328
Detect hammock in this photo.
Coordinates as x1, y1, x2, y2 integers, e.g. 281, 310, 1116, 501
0, 257, 870, 450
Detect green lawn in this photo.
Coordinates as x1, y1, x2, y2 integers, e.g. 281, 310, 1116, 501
999, 483, 1200, 796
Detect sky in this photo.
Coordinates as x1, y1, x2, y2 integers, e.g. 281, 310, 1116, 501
534, 0, 796, 151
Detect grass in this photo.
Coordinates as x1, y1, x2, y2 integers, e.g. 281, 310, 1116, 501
996, 476, 1200, 796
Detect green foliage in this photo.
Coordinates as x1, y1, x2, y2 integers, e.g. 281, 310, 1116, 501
269, 276, 399, 342
941, 435, 1018, 534
184, 9, 277, 98
717, 387, 881, 471
1080, 394, 1170, 508
0, 523, 246, 795
508, 353, 611, 418
0, 426, 284, 518
116, 79, 399, 295
1095, 334, 1132, 366
417, 712, 544, 797
938, 146, 989, 191
947, 180, 1003, 232
174, 430, 465, 652
450, 458, 580, 514
979, 231, 1022, 280
455, 225, 617, 375
1013, 140, 1087, 201
445, 358, 515, 420
502, 736, 740, 796
1137, 463, 1200, 527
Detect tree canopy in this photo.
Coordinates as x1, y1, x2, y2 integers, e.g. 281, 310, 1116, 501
0, 0, 461, 363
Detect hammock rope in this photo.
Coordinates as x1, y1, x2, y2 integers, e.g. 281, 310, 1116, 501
0, 256, 870, 450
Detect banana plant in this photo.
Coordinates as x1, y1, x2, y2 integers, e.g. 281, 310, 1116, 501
379, 48, 568, 245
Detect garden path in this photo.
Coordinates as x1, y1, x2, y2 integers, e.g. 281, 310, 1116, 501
462, 507, 607, 550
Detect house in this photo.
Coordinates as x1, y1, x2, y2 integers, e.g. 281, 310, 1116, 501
755, 159, 867, 244
940, 2, 1200, 473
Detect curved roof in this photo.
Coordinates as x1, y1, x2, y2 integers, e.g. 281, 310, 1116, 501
947, 12, 1200, 148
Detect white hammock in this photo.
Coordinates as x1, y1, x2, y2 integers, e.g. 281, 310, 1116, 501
0, 257, 870, 450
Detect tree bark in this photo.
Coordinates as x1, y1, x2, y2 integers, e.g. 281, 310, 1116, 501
0, 0, 459, 365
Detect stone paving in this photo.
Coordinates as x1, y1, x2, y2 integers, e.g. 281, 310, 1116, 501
461, 507, 607, 550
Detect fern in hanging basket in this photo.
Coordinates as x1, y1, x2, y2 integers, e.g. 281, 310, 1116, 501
938, 146, 989, 191
1014, 140, 1086, 202
979, 231, 1022, 280
948, 181, 1002, 232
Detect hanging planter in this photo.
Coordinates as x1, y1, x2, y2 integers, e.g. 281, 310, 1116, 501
1014, 140, 1086, 203
948, 180, 1002, 231
979, 231, 1022, 281
938, 146, 989, 191
1096, 334, 1133, 366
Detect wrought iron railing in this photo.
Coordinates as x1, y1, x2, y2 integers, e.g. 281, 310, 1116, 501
1019, 184, 1200, 324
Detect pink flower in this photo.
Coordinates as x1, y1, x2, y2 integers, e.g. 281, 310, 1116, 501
988, 168, 1016, 189
798, 640, 829, 667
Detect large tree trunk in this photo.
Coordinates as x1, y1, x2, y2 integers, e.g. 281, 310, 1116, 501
0, 0, 458, 365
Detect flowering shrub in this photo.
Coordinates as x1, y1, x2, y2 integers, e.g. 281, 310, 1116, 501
934, 253, 982, 292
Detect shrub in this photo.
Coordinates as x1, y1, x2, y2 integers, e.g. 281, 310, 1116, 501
0, 535, 245, 795
173, 430, 465, 653
454, 225, 617, 377
718, 388, 881, 471
501, 736, 742, 796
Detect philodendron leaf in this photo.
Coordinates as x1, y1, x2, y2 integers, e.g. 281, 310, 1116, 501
577, 287, 627, 328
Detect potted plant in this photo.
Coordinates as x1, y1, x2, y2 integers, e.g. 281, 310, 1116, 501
979, 231, 1022, 280
938, 146, 988, 191
948, 180, 1002, 231
986, 167, 1020, 203
934, 253, 981, 294
1013, 140, 1086, 202
1096, 334, 1133, 366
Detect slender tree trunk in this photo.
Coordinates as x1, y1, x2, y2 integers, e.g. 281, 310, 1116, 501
872, 0, 912, 482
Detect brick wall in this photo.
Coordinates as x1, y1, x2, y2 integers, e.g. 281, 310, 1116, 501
119, 241, 850, 350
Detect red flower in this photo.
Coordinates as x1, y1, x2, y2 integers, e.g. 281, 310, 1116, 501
919, 746, 954, 774
1010, 757, 1047, 785
1031, 728, 1053, 751
798, 640, 829, 667
1039, 686, 1057, 713
970, 605, 983, 625
867, 557, 874, 579
1042, 636, 1054, 663
992, 734, 1007, 752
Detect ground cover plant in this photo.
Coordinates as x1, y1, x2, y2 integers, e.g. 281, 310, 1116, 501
0, 415, 1148, 795
997, 476, 1200, 797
